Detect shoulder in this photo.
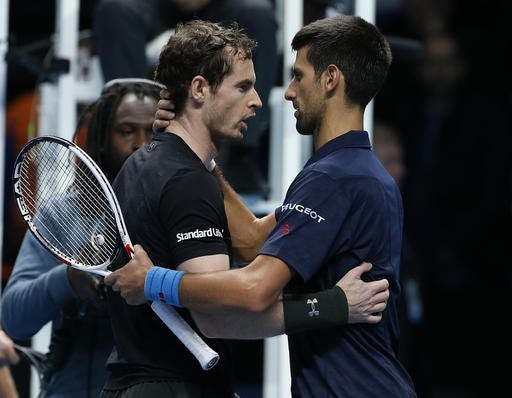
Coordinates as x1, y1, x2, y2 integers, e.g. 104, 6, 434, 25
164, 168, 220, 199
159, 168, 224, 218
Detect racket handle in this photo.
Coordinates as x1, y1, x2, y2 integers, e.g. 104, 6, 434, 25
151, 301, 220, 370
77, 267, 219, 370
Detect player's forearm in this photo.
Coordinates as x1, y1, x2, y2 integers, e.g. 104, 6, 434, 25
0, 366, 19, 398
2, 235, 75, 339
2, 268, 69, 339
191, 287, 350, 339
179, 265, 280, 313
145, 263, 351, 338
213, 167, 276, 261
191, 301, 285, 339
145, 256, 285, 314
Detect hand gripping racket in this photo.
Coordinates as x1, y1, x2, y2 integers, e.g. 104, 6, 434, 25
12, 135, 219, 370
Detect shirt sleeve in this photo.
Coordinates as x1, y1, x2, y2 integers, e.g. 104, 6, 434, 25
260, 171, 350, 282
159, 169, 230, 265
261, 171, 392, 283
1, 232, 77, 340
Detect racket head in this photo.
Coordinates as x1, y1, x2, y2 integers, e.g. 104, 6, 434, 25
12, 135, 132, 271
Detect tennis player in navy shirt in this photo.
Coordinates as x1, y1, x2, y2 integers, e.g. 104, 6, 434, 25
262, 130, 411, 396
107, 15, 416, 397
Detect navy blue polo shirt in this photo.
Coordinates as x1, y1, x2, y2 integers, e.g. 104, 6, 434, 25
261, 131, 416, 397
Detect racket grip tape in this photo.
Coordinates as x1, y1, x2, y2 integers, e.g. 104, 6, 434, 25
150, 301, 220, 370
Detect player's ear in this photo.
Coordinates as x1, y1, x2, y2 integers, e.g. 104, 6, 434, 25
324, 64, 343, 94
190, 75, 209, 103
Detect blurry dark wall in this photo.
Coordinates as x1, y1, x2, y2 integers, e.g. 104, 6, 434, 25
7, 0, 97, 101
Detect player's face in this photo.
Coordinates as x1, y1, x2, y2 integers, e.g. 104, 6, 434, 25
285, 46, 325, 135
204, 53, 262, 144
108, 93, 156, 171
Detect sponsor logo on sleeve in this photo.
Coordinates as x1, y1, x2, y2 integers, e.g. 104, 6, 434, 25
176, 227, 224, 243
280, 223, 291, 234
280, 202, 326, 223
307, 298, 319, 317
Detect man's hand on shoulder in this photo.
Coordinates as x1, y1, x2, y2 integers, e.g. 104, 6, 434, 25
152, 89, 175, 133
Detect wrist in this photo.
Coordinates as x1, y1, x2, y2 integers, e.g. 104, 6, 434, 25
144, 266, 185, 307
283, 286, 348, 334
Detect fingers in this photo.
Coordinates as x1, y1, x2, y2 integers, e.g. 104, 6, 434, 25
0, 332, 20, 365
103, 271, 116, 286
371, 302, 387, 314
346, 261, 372, 278
371, 290, 390, 305
365, 313, 383, 324
133, 244, 145, 253
153, 103, 175, 134
370, 278, 390, 294
0, 348, 20, 366
155, 109, 174, 120
157, 98, 174, 110
159, 89, 171, 99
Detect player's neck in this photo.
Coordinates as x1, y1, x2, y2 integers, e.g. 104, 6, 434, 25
314, 104, 363, 150
166, 117, 218, 167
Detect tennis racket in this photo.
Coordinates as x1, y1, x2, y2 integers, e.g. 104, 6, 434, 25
12, 135, 219, 370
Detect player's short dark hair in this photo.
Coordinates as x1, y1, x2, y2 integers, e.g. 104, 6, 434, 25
154, 20, 257, 115
292, 15, 392, 109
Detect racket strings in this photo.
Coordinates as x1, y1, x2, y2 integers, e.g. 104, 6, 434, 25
19, 142, 119, 267
21, 144, 118, 264
23, 144, 118, 262
19, 152, 114, 265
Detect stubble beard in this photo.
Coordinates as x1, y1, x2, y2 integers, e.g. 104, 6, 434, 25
296, 112, 317, 136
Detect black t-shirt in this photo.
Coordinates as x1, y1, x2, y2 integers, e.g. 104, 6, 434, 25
104, 132, 233, 395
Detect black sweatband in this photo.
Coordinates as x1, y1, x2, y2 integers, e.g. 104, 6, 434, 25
283, 286, 348, 334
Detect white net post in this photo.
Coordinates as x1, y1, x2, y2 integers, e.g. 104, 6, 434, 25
0, 0, 9, 309
355, 0, 376, 141
264, 0, 304, 397
31, 2, 80, 397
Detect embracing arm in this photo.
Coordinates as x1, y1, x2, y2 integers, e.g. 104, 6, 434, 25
181, 254, 286, 339
107, 247, 287, 339
179, 254, 291, 313
212, 167, 276, 262
181, 256, 388, 338
106, 246, 389, 339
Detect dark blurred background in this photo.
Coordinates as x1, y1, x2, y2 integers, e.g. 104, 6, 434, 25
2, 0, 512, 397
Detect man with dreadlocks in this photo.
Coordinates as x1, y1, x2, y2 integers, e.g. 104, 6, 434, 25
1, 78, 162, 397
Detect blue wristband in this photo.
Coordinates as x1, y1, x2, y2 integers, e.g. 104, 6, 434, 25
144, 266, 185, 307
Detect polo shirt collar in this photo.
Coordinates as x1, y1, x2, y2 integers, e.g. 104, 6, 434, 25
305, 130, 371, 167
